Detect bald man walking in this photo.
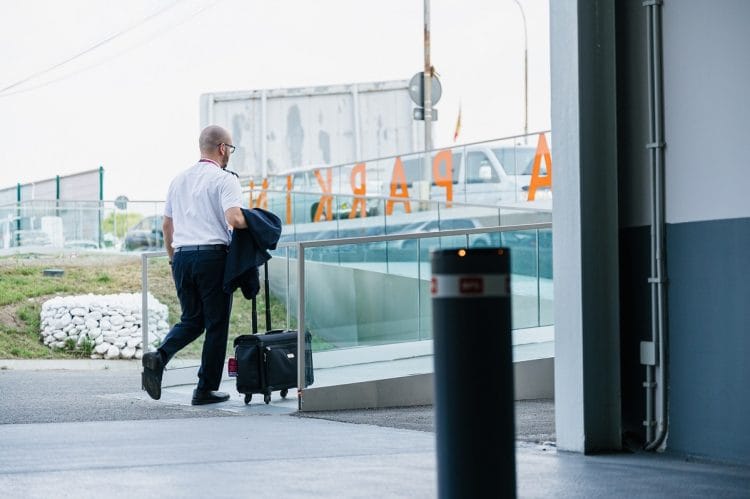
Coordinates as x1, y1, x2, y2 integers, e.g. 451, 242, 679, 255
142, 125, 247, 405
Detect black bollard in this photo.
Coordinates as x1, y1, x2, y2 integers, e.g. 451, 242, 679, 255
431, 247, 515, 499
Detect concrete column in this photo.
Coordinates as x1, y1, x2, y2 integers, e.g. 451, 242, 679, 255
550, 0, 622, 453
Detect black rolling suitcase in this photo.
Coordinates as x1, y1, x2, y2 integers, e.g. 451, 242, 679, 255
230, 263, 313, 405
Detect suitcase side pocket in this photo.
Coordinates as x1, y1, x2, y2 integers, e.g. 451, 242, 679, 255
236, 344, 262, 393
264, 345, 297, 390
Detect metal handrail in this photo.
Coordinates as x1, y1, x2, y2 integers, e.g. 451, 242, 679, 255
267, 130, 552, 178
279, 221, 550, 249
245, 187, 551, 214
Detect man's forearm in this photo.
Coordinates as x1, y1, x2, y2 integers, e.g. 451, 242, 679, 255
162, 217, 174, 261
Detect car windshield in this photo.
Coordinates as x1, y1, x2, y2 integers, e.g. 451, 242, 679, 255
401, 152, 461, 185
492, 147, 541, 176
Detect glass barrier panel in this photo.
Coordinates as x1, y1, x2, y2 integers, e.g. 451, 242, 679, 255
299, 238, 428, 388
538, 228, 554, 326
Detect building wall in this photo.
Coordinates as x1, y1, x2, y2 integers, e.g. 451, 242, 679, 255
616, 0, 750, 463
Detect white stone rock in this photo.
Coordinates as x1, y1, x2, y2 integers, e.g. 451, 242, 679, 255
70, 307, 87, 316
90, 354, 102, 359
85, 319, 99, 330
105, 345, 120, 359
100, 319, 112, 331
126, 337, 141, 348
59, 313, 72, 327
114, 338, 127, 348
117, 327, 133, 337
53, 341, 66, 349
63, 324, 74, 333
85, 311, 102, 321
95, 342, 110, 354
103, 335, 117, 345
95, 336, 104, 346
120, 346, 136, 359
134, 350, 143, 360
53, 331, 67, 340
109, 315, 124, 327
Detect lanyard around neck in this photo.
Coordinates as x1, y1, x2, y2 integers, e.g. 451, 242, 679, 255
199, 158, 221, 168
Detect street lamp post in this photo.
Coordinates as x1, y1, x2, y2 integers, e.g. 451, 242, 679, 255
513, 0, 528, 143
423, 0, 433, 183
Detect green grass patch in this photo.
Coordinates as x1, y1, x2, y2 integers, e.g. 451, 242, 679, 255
0, 254, 333, 360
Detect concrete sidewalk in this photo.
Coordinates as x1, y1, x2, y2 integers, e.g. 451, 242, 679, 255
1, 364, 748, 498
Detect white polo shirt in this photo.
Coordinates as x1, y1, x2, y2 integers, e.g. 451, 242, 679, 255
164, 160, 244, 248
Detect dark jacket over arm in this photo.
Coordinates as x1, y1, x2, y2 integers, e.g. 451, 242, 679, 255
223, 208, 282, 299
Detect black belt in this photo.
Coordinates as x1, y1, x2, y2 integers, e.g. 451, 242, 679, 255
175, 244, 227, 252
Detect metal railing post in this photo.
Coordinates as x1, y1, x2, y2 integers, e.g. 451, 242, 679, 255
296, 243, 306, 409
141, 253, 149, 353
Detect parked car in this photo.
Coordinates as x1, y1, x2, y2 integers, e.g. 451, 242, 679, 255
123, 215, 164, 251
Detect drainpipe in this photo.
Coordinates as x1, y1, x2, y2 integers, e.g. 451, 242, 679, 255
642, 0, 668, 452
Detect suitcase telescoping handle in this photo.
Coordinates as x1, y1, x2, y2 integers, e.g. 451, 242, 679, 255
251, 262, 273, 335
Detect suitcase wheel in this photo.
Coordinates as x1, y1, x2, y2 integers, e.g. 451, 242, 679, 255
264, 394, 271, 404
244, 394, 252, 405
280, 389, 288, 399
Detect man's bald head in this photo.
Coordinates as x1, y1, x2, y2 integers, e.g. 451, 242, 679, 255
199, 125, 231, 155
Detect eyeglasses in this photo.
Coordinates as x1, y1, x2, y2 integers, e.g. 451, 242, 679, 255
218, 143, 236, 154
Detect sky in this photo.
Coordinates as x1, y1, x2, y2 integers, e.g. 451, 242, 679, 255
0, 0, 550, 201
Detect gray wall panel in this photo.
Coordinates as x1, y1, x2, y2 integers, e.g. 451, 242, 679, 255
663, 0, 750, 223
666, 218, 750, 464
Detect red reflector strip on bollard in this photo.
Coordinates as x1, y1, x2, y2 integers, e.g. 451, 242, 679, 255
431, 274, 509, 298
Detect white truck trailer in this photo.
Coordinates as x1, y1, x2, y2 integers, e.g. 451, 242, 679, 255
199, 79, 423, 180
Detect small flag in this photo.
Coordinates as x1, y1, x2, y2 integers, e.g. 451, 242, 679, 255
453, 103, 462, 142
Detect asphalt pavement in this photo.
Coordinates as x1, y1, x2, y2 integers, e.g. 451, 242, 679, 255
0, 363, 554, 444
2, 362, 748, 499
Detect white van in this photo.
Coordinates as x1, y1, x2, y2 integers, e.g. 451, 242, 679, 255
400, 144, 549, 206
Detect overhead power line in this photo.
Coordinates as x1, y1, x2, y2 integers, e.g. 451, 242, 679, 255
0, 0, 220, 98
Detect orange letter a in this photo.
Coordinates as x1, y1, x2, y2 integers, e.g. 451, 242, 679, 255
386, 157, 412, 215
527, 133, 552, 201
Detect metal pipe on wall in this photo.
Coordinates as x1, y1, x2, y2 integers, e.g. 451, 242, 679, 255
643, 0, 669, 452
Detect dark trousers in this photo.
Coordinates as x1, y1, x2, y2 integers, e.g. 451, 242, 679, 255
159, 249, 231, 391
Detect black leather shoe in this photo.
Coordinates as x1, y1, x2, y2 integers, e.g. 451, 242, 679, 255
141, 351, 165, 400
191, 390, 231, 406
